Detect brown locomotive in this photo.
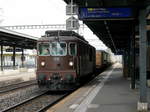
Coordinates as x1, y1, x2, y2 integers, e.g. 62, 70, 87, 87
36, 30, 96, 90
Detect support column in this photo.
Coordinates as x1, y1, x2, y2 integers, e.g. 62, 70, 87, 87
13, 46, 16, 70
1, 45, 3, 71
123, 51, 128, 78
21, 48, 24, 67
123, 51, 126, 77
137, 9, 148, 111
127, 40, 131, 78
34, 49, 37, 68
131, 33, 136, 89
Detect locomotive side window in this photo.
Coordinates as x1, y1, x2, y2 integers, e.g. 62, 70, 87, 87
51, 42, 67, 56
38, 43, 50, 56
69, 43, 77, 56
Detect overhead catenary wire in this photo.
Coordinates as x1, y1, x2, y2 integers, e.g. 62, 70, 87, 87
1, 24, 86, 30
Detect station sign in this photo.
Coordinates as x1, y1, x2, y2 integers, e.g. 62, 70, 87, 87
66, 4, 78, 15
79, 8, 133, 20
66, 16, 79, 30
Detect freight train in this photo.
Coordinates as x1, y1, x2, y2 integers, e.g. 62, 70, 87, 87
96, 50, 111, 71
36, 30, 96, 90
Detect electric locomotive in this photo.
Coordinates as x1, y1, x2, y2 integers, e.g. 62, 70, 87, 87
36, 30, 95, 90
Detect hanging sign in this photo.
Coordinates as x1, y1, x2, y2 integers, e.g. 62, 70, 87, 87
79, 8, 133, 19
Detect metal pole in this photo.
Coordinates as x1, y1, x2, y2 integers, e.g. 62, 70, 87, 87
1, 45, 3, 71
129, 39, 132, 78
123, 51, 128, 78
123, 51, 126, 77
137, 8, 148, 111
34, 49, 37, 68
71, 0, 73, 30
21, 48, 24, 67
13, 46, 16, 69
131, 34, 136, 89
127, 41, 131, 78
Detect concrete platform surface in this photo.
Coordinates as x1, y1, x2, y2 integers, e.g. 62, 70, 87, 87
46, 63, 150, 112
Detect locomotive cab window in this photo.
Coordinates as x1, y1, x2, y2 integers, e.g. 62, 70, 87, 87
69, 43, 77, 56
38, 43, 50, 56
51, 42, 67, 56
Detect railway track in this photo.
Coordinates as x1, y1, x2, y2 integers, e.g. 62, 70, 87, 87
0, 80, 37, 94
0, 73, 99, 112
1, 91, 68, 112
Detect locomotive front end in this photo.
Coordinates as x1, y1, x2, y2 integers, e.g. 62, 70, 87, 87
36, 40, 78, 91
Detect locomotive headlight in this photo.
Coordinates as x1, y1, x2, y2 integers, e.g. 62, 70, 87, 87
41, 61, 45, 66
69, 61, 74, 66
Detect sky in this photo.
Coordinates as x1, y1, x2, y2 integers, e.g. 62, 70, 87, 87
0, 0, 108, 50
0, 0, 67, 25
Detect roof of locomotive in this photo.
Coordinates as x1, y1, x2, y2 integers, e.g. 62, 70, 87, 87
38, 30, 87, 42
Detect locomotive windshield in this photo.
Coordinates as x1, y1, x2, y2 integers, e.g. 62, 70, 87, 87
69, 43, 77, 56
51, 42, 67, 56
38, 43, 50, 56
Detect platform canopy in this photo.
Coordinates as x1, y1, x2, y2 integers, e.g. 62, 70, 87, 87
64, 0, 150, 53
0, 27, 38, 49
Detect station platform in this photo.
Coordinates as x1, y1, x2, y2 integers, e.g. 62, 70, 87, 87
0, 68, 36, 82
47, 63, 150, 112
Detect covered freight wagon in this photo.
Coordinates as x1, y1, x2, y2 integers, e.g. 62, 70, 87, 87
96, 50, 111, 70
